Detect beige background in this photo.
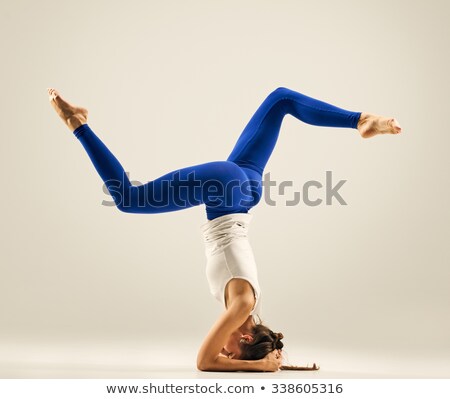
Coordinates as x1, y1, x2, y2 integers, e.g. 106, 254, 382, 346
1, 0, 449, 378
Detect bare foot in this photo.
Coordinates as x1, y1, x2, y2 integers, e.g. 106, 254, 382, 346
357, 112, 402, 139
47, 88, 88, 131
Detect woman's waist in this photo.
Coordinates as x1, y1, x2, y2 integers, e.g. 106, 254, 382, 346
201, 212, 252, 239
204, 235, 252, 256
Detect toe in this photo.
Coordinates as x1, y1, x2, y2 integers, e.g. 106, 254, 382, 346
48, 89, 58, 102
392, 119, 402, 133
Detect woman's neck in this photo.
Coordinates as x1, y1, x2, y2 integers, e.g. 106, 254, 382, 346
238, 315, 256, 334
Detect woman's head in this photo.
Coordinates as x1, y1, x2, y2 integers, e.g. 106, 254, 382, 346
223, 323, 318, 371
239, 323, 284, 361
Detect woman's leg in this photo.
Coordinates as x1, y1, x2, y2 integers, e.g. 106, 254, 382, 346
48, 88, 400, 219
48, 88, 252, 219
73, 124, 252, 218
227, 87, 363, 175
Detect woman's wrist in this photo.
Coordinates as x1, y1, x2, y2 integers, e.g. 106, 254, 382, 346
199, 356, 275, 372
237, 358, 274, 372
259, 358, 278, 372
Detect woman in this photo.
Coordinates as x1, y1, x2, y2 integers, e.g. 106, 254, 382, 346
47, 86, 402, 372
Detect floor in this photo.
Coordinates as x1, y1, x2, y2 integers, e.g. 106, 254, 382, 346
1, 338, 448, 379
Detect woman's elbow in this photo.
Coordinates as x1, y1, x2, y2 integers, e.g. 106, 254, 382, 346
197, 358, 212, 371
196, 362, 207, 371
197, 353, 219, 371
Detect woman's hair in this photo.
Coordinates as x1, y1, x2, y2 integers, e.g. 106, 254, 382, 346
239, 323, 284, 361
239, 322, 320, 371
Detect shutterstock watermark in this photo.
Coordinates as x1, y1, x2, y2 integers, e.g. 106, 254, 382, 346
262, 171, 347, 206
101, 170, 347, 209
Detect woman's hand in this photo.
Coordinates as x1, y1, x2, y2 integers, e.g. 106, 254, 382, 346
262, 349, 282, 371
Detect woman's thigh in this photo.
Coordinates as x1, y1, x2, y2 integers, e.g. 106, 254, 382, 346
119, 160, 261, 219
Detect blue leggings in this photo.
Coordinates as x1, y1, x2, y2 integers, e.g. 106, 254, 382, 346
73, 87, 361, 220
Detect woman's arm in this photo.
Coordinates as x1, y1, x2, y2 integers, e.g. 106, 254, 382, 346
196, 287, 279, 372
198, 349, 281, 372
197, 294, 253, 371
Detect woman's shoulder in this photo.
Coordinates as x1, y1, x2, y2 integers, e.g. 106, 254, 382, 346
225, 278, 256, 309
227, 277, 255, 292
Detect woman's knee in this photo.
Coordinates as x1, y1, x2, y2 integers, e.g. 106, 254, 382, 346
265, 87, 296, 112
271, 86, 293, 98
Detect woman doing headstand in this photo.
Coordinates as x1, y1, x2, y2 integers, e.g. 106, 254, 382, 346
47, 86, 402, 372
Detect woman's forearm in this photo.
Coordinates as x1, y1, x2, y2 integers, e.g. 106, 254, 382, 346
198, 356, 273, 372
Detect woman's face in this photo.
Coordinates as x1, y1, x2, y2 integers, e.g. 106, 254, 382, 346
223, 330, 245, 359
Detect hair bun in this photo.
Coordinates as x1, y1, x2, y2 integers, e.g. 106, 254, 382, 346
271, 331, 284, 350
